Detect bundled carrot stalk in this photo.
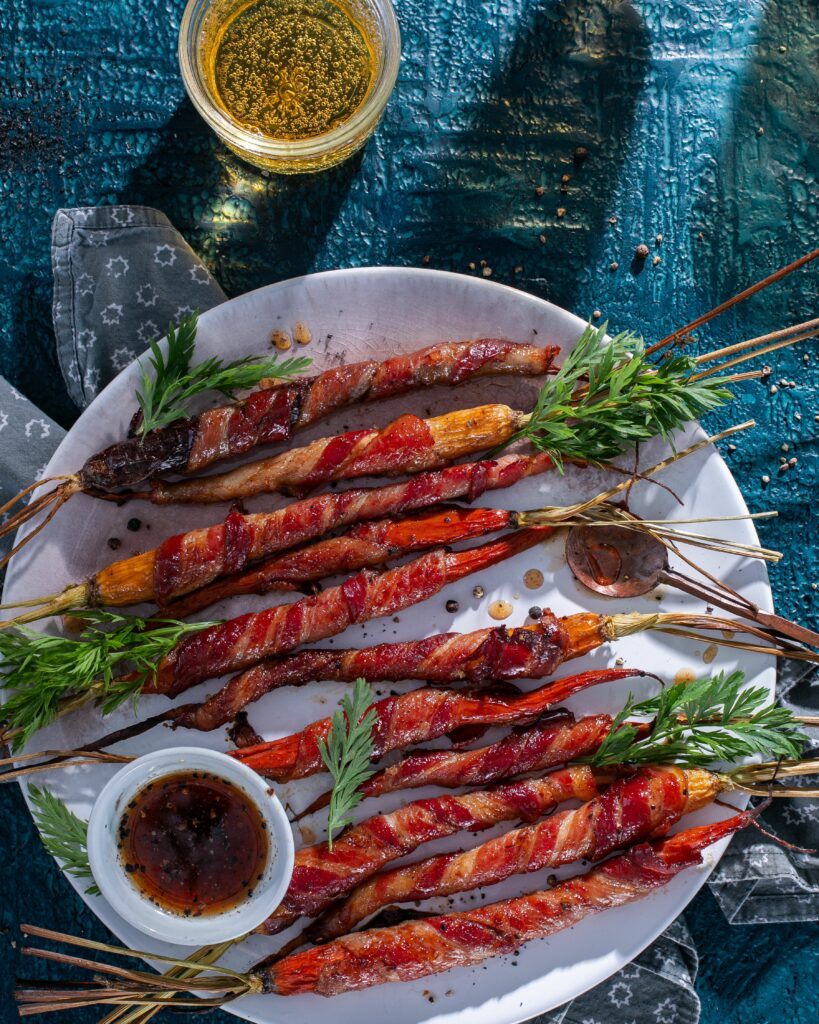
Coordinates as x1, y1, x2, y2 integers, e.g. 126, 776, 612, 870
305, 765, 721, 943
1, 452, 554, 623
0, 530, 550, 747
0, 419, 757, 626
0, 337, 556, 561
260, 764, 605, 936
13, 813, 760, 1007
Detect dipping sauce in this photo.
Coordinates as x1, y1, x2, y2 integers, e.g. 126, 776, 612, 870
117, 771, 269, 917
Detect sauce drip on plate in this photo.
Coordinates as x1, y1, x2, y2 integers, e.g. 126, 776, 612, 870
118, 771, 269, 917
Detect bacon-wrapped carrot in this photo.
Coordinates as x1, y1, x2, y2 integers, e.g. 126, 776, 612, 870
230, 667, 644, 781
260, 766, 604, 936
147, 531, 548, 698
260, 813, 751, 997
171, 610, 606, 731
13, 812, 759, 1010
0, 339, 555, 555
4, 453, 554, 624
102, 341, 559, 489
299, 714, 615, 816
141, 405, 528, 505
160, 505, 522, 617
119, 323, 740, 506
308, 765, 720, 943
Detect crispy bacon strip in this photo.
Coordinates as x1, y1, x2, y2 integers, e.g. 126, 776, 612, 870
300, 714, 616, 817
309, 766, 722, 942
144, 404, 527, 505
161, 506, 518, 618
259, 767, 603, 935
80, 340, 556, 490
147, 530, 549, 697
171, 610, 607, 732
96, 452, 554, 609
230, 668, 644, 781
260, 813, 752, 997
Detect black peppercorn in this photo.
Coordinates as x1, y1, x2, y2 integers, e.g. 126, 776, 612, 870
127, 518, 141, 532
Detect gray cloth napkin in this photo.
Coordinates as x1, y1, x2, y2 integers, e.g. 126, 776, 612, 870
708, 661, 819, 924
51, 206, 226, 408
0, 204, 814, 1021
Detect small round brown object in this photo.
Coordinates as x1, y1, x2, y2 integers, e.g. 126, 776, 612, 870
445, 599, 459, 613
524, 568, 544, 590
634, 243, 650, 260
609, 261, 619, 272
488, 599, 514, 621
293, 321, 312, 346
561, 174, 571, 184
574, 146, 588, 161
472, 585, 485, 599
653, 255, 661, 266
271, 328, 292, 350
534, 185, 545, 197
556, 207, 566, 218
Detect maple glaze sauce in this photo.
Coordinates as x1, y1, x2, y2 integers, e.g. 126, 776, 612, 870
118, 771, 269, 917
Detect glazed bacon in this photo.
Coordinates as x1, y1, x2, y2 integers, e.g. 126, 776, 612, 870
147, 531, 549, 697
83, 451, 554, 612
230, 667, 644, 781
161, 505, 521, 618
171, 610, 608, 732
144, 404, 528, 505
258, 767, 604, 935
300, 714, 616, 816
261, 813, 752, 997
308, 766, 721, 943
80, 339, 556, 490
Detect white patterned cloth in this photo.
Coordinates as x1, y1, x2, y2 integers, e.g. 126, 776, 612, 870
0, 204, 815, 1024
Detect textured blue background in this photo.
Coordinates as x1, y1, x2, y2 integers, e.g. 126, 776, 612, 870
1, 0, 818, 1021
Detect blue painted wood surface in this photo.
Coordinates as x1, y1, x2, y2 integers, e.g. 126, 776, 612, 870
1, 0, 818, 1021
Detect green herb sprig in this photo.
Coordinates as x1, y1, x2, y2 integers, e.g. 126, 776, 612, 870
589, 671, 808, 768
135, 313, 312, 438
495, 322, 733, 469
0, 612, 218, 750
317, 678, 378, 850
29, 786, 97, 895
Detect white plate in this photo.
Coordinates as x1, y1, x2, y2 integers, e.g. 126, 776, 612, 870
3, 267, 773, 1024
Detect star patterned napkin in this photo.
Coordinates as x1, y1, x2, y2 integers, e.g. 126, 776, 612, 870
0, 204, 816, 1024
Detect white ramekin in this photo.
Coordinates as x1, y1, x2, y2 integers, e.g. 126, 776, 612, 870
87, 747, 294, 945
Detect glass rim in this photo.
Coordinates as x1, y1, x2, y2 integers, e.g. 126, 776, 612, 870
178, 0, 401, 159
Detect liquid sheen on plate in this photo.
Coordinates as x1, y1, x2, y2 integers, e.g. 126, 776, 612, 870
117, 770, 269, 917
209, 0, 375, 139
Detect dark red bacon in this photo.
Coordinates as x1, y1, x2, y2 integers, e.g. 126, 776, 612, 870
151, 451, 554, 603
230, 668, 644, 782
145, 404, 525, 505
147, 530, 549, 697
171, 610, 605, 732
161, 506, 518, 618
309, 766, 720, 942
79, 339, 557, 490
303, 714, 617, 814
258, 767, 603, 935
261, 813, 752, 997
